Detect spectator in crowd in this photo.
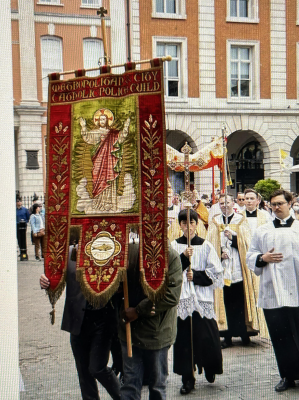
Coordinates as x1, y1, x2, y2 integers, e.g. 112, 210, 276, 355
29, 193, 39, 215
16, 198, 30, 252
29, 203, 45, 261
292, 199, 299, 220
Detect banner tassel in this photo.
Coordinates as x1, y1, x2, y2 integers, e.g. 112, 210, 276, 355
50, 305, 55, 325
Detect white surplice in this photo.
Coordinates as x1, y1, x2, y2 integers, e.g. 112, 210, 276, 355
246, 220, 299, 309
171, 237, 224, 320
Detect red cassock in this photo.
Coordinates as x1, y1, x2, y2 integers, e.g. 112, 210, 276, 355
91, 130, 119, 198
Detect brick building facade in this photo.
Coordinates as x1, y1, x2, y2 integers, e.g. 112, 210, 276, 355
11, 0, 299, 198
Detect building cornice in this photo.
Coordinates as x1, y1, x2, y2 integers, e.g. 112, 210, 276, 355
14, 105, 46, 116
34, 12, 111, 26
165, 107, 299, 117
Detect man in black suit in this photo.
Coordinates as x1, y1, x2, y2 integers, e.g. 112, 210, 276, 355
40, 228, 121, 400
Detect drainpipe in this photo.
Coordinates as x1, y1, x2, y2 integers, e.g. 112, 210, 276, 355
126, 0, 131, 62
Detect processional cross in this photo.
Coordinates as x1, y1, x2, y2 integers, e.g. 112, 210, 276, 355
171, 142, 195, 376
96, 7, 110, 65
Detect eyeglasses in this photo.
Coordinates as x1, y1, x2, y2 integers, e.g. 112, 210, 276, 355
238, 199, 245, 201
270, 201, 287, 208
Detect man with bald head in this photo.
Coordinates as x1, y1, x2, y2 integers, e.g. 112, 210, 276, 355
207, 194, 260, 348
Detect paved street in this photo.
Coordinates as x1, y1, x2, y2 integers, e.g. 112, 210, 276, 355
18, 234, 299, 400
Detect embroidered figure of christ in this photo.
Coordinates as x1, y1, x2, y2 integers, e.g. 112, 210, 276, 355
75, 107, 136, 214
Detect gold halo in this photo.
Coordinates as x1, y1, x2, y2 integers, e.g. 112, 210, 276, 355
93, 108, 114, 127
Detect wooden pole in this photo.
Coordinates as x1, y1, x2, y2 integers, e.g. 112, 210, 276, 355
123, 271, 133, 358
49, 56, 172, 78
181, 142, 195, 379
212, 165, 215, 204
222, 124, 228, 226
97, 7, 109, 65
211, 137, 215, 204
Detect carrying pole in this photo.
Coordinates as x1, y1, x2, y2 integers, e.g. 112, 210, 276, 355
181, 142, 195, 379
123, 272, 133, 357
222, 124, 228, 226
97, 6, 134, 357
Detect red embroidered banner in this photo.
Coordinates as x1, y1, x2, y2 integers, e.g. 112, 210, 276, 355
45, 64, 168, 310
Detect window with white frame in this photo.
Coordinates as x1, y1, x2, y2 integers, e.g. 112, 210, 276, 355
38, 0, 61, 4
81, 0, 101, 7
157, 43, 180, 97
41, 36, 63, 101
83, 38, 104, 77
153, 36, 188, 99
227, 0, 259, 23
227, 40, 260, 101
152, 0, 186, 19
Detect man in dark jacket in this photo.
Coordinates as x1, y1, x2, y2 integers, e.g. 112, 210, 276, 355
40, 231, 121, 400
119, 241, 182, 400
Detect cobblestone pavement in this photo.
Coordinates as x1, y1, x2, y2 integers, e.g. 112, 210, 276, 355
18, 236, 299, 399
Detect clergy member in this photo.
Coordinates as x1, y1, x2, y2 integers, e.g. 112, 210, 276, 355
242, 188, 272, 338
207, 194, 260, 348
171, 209, 223, 395
243, 189, 272, 235
235, 192, 246, 213
247, 189, 299, 393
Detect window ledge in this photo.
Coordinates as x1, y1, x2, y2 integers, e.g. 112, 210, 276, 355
165, 97, 188, 103
80, 5, 102, 10
152, 12, 186, 20
227, 99, 260, 104
36, 2, 64, 6
226, 17, 259, 24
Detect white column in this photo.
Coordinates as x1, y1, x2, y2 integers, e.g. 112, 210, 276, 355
16, 0, 45, 198
110, 0, 127, 73
0, 2, 20, 399
270, 0, 287, 106
15, 107, 45, 198
130, 0, 141, 62
18, 0, 39, 106
198, 0, 216, 106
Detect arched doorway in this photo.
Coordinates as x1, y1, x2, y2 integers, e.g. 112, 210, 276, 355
227, 130, 266, 194
166, 129, 198, 194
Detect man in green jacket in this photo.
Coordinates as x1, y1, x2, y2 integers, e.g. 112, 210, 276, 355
119, 241, 182, 400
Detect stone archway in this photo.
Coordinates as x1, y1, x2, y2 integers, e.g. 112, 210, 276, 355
227, 130, 269, 194
166, 129, 198, 194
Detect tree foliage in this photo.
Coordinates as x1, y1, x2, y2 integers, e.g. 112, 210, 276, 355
254, 179, 281, 201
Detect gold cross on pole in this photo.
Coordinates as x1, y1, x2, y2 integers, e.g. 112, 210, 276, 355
96, 7, 109, 65
181, 142, 193, 208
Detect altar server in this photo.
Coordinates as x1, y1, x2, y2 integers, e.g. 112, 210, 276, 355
171, 209, 223, 395
247, 189, 299, 393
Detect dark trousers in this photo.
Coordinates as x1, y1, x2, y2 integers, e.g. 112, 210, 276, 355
222, 281, 250, 342
173, 312, 223, 384
264, 307, 299, 381
70, 309, 121, 400
120, 341, 169, 400
33, 235, 46, 258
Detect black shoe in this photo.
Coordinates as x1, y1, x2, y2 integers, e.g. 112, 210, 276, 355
205, 371, 215, 383
275, 378, 295, 392
221, 339, 232, 349
35, 256, 41, 261
180, 381, 194, 395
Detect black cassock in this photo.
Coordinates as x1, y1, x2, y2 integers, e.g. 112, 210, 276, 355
172, 236, 223, 383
